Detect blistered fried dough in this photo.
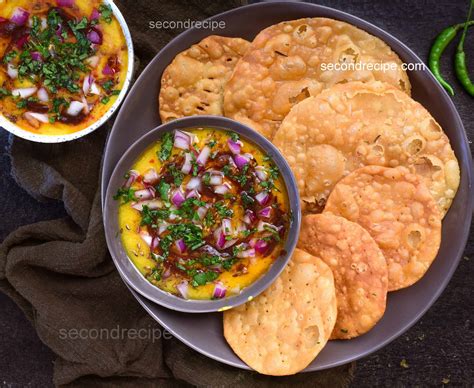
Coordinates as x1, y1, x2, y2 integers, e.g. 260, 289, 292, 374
223, 248, 337, 375
325, 166, 442, 291
159, 36, 250, 122
273, 81, 460, 216
298, 214, 388, 339
223, 18, 410, 139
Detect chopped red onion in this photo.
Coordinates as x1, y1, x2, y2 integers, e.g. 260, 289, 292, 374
175, 239, 187, 253
222, 219, 232, 235
237, 248, 256, 259
254, 239, 269, 255
186, 189, 200, 199
258, 206, 272, 219
134, 189, 152, 200
248, 238, 257, 248
255, 166, 268, 181
181, 152, 193, 174
186, 176, 201, 190
143, 168, 159, 184
227, 138, 242, 154
171, 188, 186, 207
57, 0, 75, 7
102, 63, 115, 75
37, 88, 49, 102
158, 222, 169, 235
15, 33, 29, 48
151, 237, 160, 250
223, 238, 238, 249
209, 172, 223, 186
257, 221, 278, 233
123, 170, 139, 188
11, 7, 29, 25
196, 145, 211, 166
139, 230, 153, 247
66, 101, 85, 116
12, 87, 37, 99
89, 82, 101, 95
213, 282, 227, 299
214, 227, 226, 249
196, 206, 208, 220
131, 199, 162, 211
85, 55, 99, 68
177, 281, 189, 299
90, 8, 100, 20
243, 209, 256, 225
24, 112, 48, 124
233, 153, 250, 170
174, 130, 190, 150
7, 64, 18, 79
255, 191, 270, 205
87, 28, 102, 44
82, 74, 94, 95
214, 183, 231, 195
31, 51, 43, 62
162, 267, 171, 279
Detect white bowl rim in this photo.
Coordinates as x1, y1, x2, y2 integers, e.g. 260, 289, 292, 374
0, 0, 134, 143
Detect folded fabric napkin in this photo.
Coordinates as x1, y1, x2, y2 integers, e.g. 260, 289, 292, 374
0, 0, 354, 385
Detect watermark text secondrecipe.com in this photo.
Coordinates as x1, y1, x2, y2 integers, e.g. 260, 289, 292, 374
59, 326, 173, 343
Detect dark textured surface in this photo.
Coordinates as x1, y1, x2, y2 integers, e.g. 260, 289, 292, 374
0, 0, 472, 386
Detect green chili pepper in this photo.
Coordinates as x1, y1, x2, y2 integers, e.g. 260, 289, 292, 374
429, 20, 474, 96
455, 0, 474, 96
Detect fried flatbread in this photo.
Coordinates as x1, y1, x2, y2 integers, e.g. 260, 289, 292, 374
223, 248, 337, 375
325, 166, 442, 291
298, 213, 388, 339
159, 36, 250, 122
273, 81, 460, 216
224, 18, 411, 139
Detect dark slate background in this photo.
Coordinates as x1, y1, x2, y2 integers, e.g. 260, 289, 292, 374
0, 0, 473, 386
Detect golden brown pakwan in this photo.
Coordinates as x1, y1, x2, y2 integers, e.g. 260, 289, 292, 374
223, 17, 410, 139
115, 128, 290, 300
273, 81, 460, 216
159, 35, 250, 122
325, 166, 442, 291
223, 248, 337, 375
0, 0, 128, 136
298, 213, 388, 339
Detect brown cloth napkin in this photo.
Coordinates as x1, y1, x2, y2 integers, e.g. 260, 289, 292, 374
0, 0, 355, 386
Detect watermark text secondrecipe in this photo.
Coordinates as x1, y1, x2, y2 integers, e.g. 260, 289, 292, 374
149, 19, 225, 31
59, 325, 172, 343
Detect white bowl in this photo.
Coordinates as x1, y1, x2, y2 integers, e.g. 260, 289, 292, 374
0, 0, 134, 143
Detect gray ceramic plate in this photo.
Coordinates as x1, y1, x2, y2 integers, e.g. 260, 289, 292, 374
103, 116, 301, 313
101, 1, 473, 371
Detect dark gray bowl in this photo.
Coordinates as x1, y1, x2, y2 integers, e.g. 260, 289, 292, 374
104, 116, 301, 313
101, 1, 473, 372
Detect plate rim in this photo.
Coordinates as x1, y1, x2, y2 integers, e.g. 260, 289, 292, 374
101, 0, 474, 372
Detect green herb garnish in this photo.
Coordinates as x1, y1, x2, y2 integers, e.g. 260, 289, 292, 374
158, 132, 173, 161
113, 187, 135, 203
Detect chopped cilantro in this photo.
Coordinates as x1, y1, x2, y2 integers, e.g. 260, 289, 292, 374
3, 51, 17, 63
99, 4, 113, 24
215, 202, 233, 217
168, 164, 184, 186
241, 192, 255, 208
192, 271, 219, 287
202, 172, 211, 185
156, 180, 170, 201
113, 188, 135, 203
227, 131, 240, 142
158, 132, 173, 161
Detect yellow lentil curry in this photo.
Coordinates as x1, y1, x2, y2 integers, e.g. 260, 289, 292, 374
115, 128, 291, 300
0, 0, 128, 136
